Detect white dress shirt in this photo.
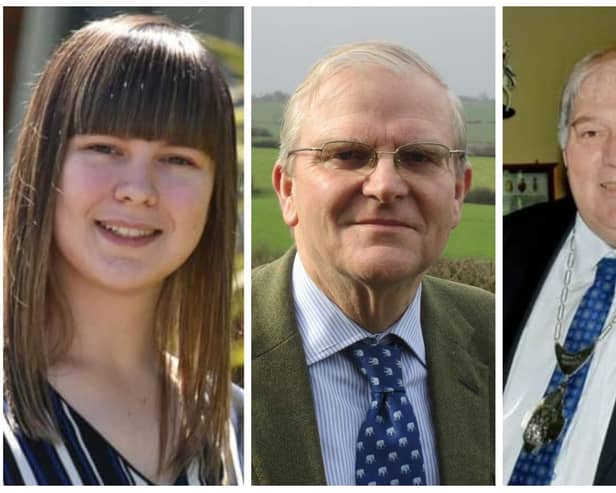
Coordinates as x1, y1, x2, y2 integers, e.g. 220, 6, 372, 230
504, 214, 616, 485
292, 254, 440, 485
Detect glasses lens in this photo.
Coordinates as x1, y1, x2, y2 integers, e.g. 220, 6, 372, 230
321, 141, 373, 172
397, 143, 449, 173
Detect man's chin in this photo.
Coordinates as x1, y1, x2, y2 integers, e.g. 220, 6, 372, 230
346, 250, 428, 287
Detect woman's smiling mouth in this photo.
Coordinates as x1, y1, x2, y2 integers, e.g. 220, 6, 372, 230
95, 220, 162, 243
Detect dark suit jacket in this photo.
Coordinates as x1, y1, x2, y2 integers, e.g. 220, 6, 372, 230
504, 197, 616, 484
252, 250, 494, 485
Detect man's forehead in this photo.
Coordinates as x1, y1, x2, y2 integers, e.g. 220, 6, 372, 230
302, 67, 452, 129
576, 60, 616, 106
301, 66, 453, 145
309, 65, 445, 103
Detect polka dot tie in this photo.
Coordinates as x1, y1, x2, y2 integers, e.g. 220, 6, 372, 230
509, 257, 616, 485
347, 339, 426, 486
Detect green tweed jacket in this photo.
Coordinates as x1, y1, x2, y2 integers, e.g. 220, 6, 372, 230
252, 250, 494, 485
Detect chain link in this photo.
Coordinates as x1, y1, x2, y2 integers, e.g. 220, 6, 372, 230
553, 228, 616, 343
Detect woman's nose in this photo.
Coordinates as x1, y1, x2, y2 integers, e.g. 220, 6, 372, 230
113, 156, 158, 206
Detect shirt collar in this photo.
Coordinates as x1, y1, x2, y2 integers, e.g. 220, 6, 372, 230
292, 253, 426, 367
574, 213, 616, 279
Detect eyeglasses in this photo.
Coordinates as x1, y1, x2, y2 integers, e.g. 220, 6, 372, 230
287, 140, 465, 177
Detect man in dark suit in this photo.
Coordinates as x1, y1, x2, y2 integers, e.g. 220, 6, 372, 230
504, 46, 616, 485
252, 42, 494, 485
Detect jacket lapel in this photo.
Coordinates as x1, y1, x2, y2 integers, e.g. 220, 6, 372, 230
252, 251, 326, 485
503, 198, 576, 380
421, 277, 493, 484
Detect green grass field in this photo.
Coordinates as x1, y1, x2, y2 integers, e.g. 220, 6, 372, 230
253, 148, 279, 191
252, 101, 286, 138
462, 98, 495, 145
252, 147, 494, 264
467, 155, 494, 190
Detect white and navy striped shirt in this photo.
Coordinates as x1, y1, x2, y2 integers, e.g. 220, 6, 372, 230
3, 385, 243, 485
292, 254, 440, 485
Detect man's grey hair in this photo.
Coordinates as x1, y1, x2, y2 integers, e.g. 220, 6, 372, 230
278, 41, 468, 176
558, 45, 616, 150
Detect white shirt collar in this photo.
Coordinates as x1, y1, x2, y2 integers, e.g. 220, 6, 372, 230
291, 253, 426, 366
574, 214, 616, 284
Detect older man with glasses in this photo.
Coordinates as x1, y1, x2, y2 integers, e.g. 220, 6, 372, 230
252, 41, 494, 486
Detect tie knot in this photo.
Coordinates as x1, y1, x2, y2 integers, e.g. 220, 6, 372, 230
597, 257, 616, 282
347, 339, 404, 394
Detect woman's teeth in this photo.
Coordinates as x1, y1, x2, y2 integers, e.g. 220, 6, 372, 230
99, 222, 157, 238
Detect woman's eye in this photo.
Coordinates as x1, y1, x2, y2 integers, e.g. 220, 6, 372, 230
86, 144, 121, 156
162, 155, 194, 166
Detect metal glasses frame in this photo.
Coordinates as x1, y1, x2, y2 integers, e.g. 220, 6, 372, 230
287, 140, 466, 172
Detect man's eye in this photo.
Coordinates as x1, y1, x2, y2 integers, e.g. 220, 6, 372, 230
162, 155, 194, 166
400, 150, 432, 163
321, 143, 373, 170
334, 150, 360, 160
576, 126, 604, 140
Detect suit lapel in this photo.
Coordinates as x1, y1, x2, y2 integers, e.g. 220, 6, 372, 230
252, 251, 326, 485
503, 198, 576, 381
421, 278, 493, 484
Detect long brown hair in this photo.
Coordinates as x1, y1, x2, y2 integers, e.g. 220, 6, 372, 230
4, 14, 237, 483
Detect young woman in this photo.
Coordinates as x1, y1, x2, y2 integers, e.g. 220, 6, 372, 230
3, 14, 242, 485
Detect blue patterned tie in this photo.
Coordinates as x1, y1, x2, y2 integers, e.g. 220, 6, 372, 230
347, 339, 426, 486
509, 257, 616, 485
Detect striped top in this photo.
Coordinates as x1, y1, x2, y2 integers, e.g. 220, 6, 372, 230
3, 384, 243, 485
292, 255, 440, 485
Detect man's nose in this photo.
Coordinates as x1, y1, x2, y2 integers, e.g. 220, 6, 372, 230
362, 153, 408, 203
113, 157, 158, 206
605, 133, 616, 167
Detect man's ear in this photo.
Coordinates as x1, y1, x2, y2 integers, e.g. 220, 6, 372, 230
451, 162, 473, 230
273, 161, 298, 227
460, 163, 473, 199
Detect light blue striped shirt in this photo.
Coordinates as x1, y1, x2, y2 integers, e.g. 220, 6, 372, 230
292, 254, 440, 485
